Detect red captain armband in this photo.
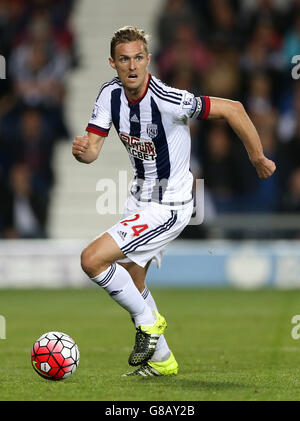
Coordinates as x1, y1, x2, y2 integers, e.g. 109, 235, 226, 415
199, 96, 211, 120
86, 123, 109, 137
190, 96, 211, 120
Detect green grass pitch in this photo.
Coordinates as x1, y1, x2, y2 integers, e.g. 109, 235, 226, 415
1, 287, 300, 401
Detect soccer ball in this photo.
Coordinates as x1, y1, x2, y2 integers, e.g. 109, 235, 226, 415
31, 331, 80, 380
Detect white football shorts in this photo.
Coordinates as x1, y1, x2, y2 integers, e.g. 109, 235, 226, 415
107, 194, 193, 268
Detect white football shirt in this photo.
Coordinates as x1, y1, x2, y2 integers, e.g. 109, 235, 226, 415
86, 73, 210, 207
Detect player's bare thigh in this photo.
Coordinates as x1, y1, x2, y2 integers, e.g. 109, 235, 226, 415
81, 232, 125, 278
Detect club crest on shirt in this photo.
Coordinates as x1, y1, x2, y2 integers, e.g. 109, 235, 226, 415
146, 123, 158, 139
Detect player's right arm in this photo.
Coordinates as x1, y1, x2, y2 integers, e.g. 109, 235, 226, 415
72, 132, 105, 164
74, 80, 114, 163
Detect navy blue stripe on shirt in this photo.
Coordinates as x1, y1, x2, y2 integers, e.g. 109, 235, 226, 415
129, 103, 145, 180
96, 78, 122, 102
149, 85, 182, 105
150, 78, 182, 99
86, 123, 109, 133
101, 78, 122, 94
111, 88, 122, 132
151, 97, 171, 183
149, 81, 182, 102
86, 123, 109, 137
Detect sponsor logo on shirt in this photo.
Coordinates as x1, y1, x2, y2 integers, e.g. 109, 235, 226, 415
119, 133, 157, 161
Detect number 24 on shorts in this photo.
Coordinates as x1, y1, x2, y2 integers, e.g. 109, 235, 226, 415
120, 214, 149, 237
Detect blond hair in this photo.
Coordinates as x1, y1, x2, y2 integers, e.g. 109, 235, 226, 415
110, 26, 150, 58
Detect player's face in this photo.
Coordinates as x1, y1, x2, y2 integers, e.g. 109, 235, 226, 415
109, 40, 151, 98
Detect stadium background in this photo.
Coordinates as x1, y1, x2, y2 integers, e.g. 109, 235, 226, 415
0, 0, 300, 289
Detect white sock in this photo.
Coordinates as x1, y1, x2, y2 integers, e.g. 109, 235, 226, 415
91, 263, 156, 326
141, 287, 171, 362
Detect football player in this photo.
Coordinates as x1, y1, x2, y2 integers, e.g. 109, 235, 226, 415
72, 26, 276, 376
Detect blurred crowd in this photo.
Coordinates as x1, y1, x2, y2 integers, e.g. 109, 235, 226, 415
0, 0, 78, 238
1, 0, 300, 239
154, 0, 300, 237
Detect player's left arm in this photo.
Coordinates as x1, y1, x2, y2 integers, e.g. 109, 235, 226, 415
207, 97, 276, 179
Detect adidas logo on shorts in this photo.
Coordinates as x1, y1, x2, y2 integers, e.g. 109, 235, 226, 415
117, 230, 127, 241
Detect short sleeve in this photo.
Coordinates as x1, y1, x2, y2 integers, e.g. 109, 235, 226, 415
175, 91, 210, 121
188, 96, 211, 120
86, 85, 112, 137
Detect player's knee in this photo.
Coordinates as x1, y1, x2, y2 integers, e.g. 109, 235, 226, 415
80, 248, 93, 276
80, 247, 103, 278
